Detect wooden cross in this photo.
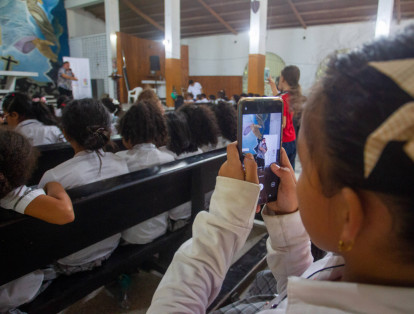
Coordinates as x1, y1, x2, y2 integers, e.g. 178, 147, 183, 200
1, 55, 19, 71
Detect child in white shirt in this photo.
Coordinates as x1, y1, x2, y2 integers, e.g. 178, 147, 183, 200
0, 129, 73, 312
2, 92, 65, 146
117, 101, 174, 244
38, 98, 129, 274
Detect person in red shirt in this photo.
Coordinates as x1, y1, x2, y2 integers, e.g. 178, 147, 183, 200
268, 66, 305, 169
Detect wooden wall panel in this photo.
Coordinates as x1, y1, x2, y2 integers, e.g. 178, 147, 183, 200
116, 32, 165, 103
188, 76, 243, 98
181, 45, 189, 95
165, 58, 182, 107
247, 54, 265, 95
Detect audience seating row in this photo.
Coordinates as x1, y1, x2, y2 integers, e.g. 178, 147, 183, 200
27, 137, 126, 186
0, 148, 226, 313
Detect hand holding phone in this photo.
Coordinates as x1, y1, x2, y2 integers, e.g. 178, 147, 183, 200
218, 143, 259, 184
266, 148, 298, 214
237, 97, 284, 204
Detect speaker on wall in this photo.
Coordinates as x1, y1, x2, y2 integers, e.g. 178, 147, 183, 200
150, 55, 160, 72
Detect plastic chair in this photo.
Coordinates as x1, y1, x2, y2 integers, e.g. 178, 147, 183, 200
127, 87, 143, 104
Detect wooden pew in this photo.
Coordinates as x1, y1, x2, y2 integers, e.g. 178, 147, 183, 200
0, 148, 226, 313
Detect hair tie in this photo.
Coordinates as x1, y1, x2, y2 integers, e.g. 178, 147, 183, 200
364, 59, 414, 178
32, 97, 40, 102
94, 127, 105, 136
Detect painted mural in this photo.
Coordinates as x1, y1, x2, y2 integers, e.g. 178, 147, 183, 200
0, 0, 69, 95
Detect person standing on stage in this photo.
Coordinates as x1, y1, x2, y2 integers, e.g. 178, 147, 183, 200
187, 80, 203, 100
57, 62, 78, 98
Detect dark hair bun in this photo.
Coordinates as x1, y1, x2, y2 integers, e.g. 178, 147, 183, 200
84, 126, 110, 151
62, 99, 111, 151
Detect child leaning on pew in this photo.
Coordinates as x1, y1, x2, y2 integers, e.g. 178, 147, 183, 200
116, 101, 174, 244
0, 129, 73, 312
38, 98, 129, 274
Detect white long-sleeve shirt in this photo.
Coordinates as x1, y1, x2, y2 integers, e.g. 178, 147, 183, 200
15, 119, 65, 146
116, 143, 175, 244
148, 177, 414, 313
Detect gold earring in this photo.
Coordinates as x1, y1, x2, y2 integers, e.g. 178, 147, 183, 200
338, 240, 354, 253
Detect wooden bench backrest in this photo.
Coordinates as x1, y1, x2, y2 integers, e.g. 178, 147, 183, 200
0, 148, 226, 285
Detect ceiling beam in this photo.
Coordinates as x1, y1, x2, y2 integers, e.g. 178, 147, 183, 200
121, 0, 164, 32
65, 0, 103, 9
287, 0, 307, 29
196, 0, 238, 35
268, 14, 372, 28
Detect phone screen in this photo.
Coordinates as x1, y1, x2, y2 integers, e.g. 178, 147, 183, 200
238, 97, 283, 204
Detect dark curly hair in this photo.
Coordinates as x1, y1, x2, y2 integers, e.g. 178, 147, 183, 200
0, 129, 38, 198
178, 104, 219, 150
2, 92, 58, 126
118, 101, 168, 147
138, 89, 159, 104
165, 111, 195, 156
61, 98, 111, 151
101, 97, 119, 114
211, 101, 237, 142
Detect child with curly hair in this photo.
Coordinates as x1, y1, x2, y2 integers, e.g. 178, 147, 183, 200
117, 101, 174, 244
211, 101, 237, 149
178, 104, 219, 152
0, 129, 73, 312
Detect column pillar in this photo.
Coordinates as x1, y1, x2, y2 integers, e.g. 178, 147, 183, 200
165, 0, 181, 107
248, 0, 268, 95
375, 0, 394, 38
105, 0, 120, 99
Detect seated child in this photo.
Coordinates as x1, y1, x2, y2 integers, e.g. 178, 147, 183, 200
116, 101, 175, 244
38, 98, 129, 274
159, 111, 203, 230
0, 129, 73, 312
178, 104, 219, 153
2, 92, 65, 146
211, 101, 237, 149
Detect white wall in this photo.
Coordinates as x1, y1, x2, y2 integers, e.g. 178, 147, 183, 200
182, 19, 414, 94
66, 8, 106, 38
69, 34, 109, 95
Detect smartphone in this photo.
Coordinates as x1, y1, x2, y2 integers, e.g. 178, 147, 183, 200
264, 68, 270, 82
237, 97, 284, 204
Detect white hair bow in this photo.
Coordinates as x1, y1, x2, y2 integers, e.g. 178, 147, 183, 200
364, 59, 414, 178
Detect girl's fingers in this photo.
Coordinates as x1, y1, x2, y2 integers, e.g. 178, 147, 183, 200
244, 153, 259, 184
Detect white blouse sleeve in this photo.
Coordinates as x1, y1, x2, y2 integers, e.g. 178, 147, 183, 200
147, 176, 260, 314
262, 207, 313, 297
0, 186, 46, 214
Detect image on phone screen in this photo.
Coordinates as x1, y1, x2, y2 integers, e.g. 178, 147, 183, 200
240, 105, 282, 204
